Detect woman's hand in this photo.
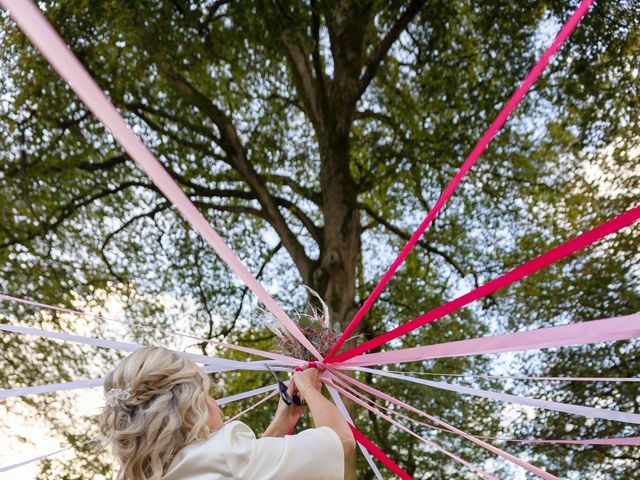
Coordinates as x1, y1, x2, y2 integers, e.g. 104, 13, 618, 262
292, 367, 322, 395
274, 379, 307, 422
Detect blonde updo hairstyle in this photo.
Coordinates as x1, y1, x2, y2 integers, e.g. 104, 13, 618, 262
100, 347, 212, 479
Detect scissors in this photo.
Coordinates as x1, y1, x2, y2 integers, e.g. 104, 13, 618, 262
266, 364, 303, 406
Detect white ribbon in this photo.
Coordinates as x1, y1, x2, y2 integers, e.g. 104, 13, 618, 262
355, 367, 640, 424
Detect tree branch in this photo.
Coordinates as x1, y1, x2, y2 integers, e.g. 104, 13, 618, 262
350, 0, 426, 107
155, 67, 316, 282
359, 203, 466, 278
99, 202, 171, 281
279, 32, 324, 130
360, 203, 498, 307
0, 181, 158, 250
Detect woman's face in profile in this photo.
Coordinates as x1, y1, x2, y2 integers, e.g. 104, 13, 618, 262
205, 395, 224, 430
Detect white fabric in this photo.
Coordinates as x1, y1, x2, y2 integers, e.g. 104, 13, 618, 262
162, 421, 344, 480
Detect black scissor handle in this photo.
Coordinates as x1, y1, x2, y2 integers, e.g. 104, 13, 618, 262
277, 380, 293, 406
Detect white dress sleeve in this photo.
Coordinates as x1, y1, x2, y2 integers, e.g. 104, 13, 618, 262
223, 421, 345, 480
162, 421, 345, 480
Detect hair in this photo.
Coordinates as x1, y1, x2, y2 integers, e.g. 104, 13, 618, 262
100, 347, 211, 480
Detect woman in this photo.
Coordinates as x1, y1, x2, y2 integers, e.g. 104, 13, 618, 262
100, 346, 355, 479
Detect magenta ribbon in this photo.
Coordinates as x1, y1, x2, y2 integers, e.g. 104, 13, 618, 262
0, 0, 321, 362
329, 205, 640, 363
337, 312, 640, 366
325, 0, 596, 361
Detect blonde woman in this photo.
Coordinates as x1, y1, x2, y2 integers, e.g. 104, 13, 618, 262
100, 347, 355, 479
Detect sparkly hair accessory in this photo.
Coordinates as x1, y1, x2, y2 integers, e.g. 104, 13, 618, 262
105, 386, 131, 407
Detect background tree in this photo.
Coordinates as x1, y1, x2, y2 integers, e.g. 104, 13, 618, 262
0, 0, 638, 478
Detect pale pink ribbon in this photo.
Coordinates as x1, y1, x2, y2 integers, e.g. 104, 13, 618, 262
331, 372, 640, 447
330, 370, 560, 480
326, 377, 499, 480
0, 293, 303, 365
0, 0, 321, 361
0, 384, 279, 473
0, 321, 297, 367
325, 384, 384, 480
0, 362, 286, 400
379, 370, 640, 383
339, 312, 640, 367
352, 367, 640, 424
224, 390, 280, 424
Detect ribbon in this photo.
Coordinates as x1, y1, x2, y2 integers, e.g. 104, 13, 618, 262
0, 362, 287, 400
332, 376, 640, 448
331, 370, 560, 480
0, 438, 102, 474
326, 0, 596, 361
0, 378, 103, 399
0, 382, 279, 473
369, 369, 640, 383
325, 384, 384, 480
327, 378, 498, 480
0, 0, 321, 361
337, 312, 640, 366
329, 205, 640, 363
0, 293, 303, 365
349, 425, 413, 480
356, 367, 640, 424
0, 322, 299, 372
216, 383, 278, 406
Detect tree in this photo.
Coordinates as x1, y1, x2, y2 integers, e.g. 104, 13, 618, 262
0, 0, 638, 478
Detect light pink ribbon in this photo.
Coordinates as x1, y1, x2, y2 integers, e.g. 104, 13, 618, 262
0, 322, 299, 371
325, 384, 384, 480
353, 367, 640, 424
378, 370, 640, 383
0, 0, 321, 361
332, 375, 640, 447
0, 293, 303, 365
339, 312, 640, 366
0, 362, 286, 400
0, 383, 279, 473
330, 370, 560, 480
327, 377, 499, 479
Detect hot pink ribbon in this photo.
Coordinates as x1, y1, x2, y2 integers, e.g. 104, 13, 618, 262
0, 0, 321, 362
329, 205, 640, 363
326, 0, 596, 361
337, 312, 640, 366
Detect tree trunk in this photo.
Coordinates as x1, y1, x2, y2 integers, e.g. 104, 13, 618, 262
312, 124, 361, 480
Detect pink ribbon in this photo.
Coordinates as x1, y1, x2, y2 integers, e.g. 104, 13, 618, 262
338, 312, 640, 366
353, 366, 640, 424
371, 369, 640, 383
329, 205, 640, 363
327, 378, 498, 480
325, 385, 384, 480
0, 0, 321, 361
330, 370, 560, 480
332, 376, 640, 447
326, 0, 596, 361
0, 293, 303, 365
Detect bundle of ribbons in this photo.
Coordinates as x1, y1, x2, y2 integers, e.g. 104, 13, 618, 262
1, 0, 639, 478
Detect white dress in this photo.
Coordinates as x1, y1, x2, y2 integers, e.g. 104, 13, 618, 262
162, 421, 345, 480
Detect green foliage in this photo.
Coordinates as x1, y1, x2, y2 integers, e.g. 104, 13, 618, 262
0, 0, 638, 478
